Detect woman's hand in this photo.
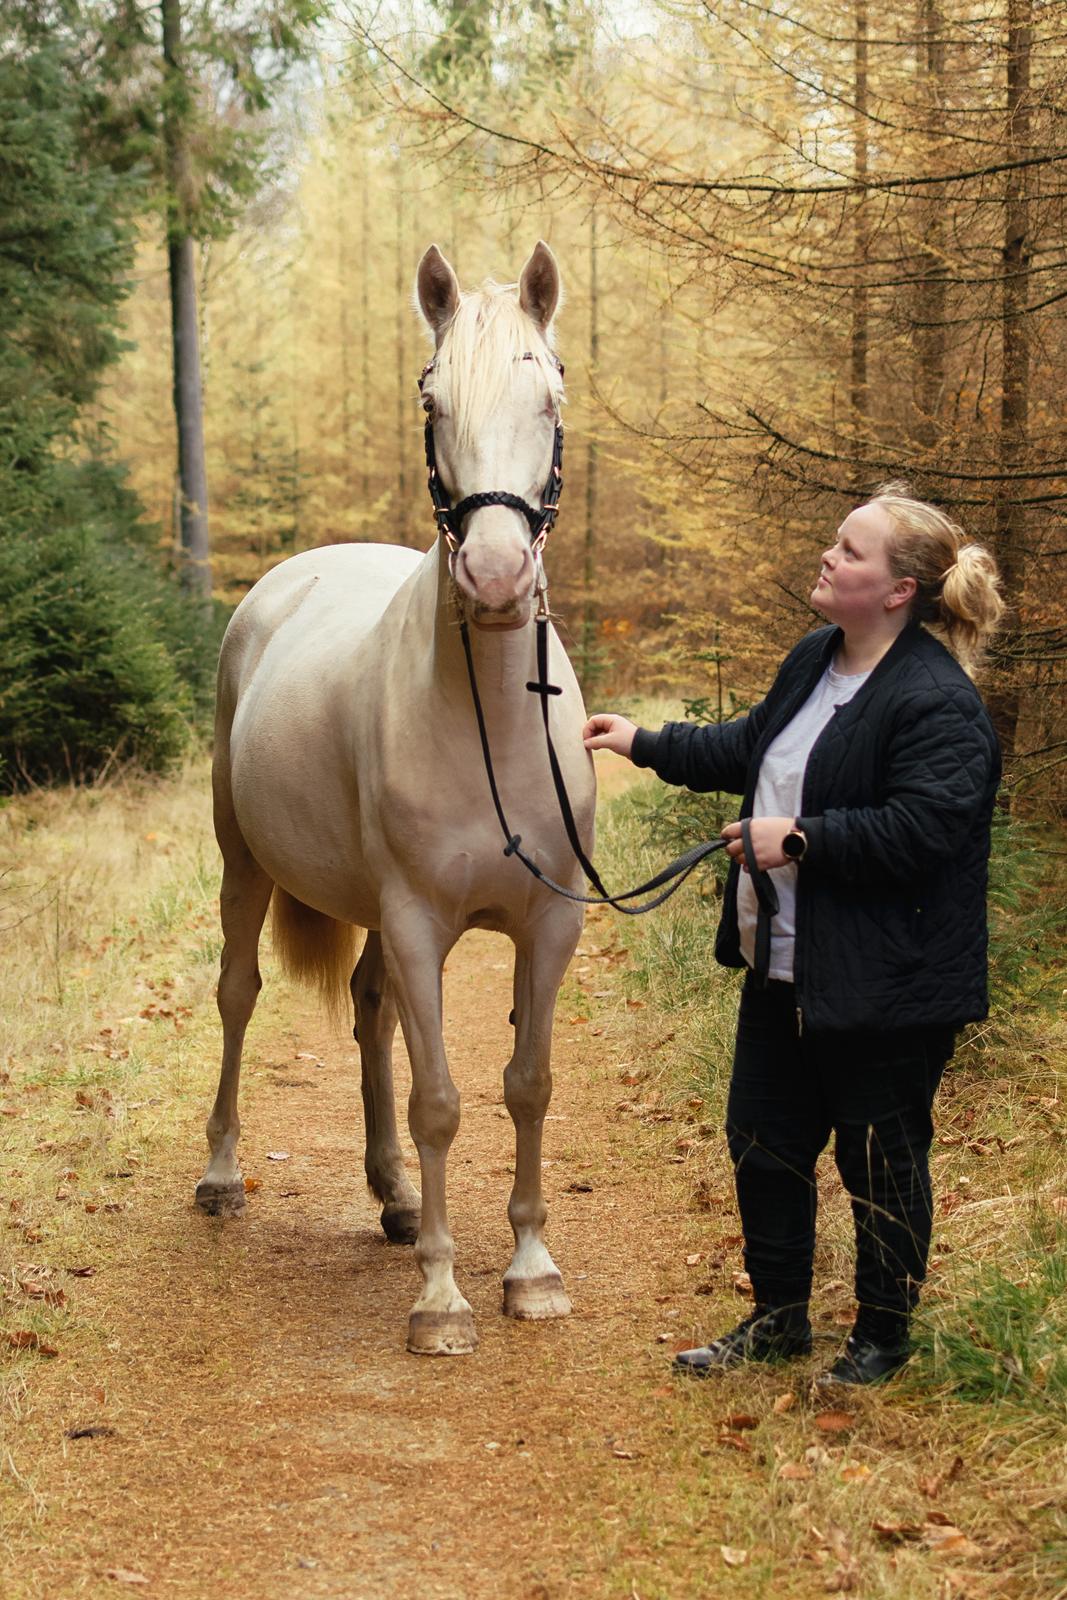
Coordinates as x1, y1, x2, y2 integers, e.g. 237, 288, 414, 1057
721, 817, 796, 871
582, 713, 638, 759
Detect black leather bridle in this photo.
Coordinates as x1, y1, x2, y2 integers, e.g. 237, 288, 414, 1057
418, 351, 564, 557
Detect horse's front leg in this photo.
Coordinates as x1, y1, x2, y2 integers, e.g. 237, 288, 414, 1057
381, 903, 473, 1356
502, 906, 583, 1320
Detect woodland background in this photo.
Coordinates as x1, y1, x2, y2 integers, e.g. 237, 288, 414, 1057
2, 9, 1066, 1593
2, 0, 1066, 803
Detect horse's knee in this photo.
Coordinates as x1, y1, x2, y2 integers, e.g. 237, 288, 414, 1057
409, 1080, 460, 1148
503, 1057, 552, 1122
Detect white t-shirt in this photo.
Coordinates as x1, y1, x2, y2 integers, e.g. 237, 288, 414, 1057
737, 661, 871, 982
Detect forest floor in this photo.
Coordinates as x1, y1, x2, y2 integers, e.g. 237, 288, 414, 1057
2, 755, 1064, 1600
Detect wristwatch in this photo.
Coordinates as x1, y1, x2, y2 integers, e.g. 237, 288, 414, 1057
781, 823, 808, 862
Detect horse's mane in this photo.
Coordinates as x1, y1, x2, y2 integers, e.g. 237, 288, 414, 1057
428, 282, 564, 450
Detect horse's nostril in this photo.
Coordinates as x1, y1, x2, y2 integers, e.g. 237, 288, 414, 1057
457, 538, 535, 607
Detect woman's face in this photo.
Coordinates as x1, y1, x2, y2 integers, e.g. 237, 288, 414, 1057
811, 502, 912, 629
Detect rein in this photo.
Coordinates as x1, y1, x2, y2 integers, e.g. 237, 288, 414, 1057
418, 352, 780, 952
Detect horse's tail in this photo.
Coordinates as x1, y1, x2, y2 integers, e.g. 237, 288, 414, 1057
270, 887, 363, 1024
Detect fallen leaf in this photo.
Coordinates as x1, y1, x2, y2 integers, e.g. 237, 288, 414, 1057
625, 999, 645, 1011
840, 1463, 871, 1483
565, 1181, 593, 1194
773, 1392, 797, 1414
266, 1151, 290, 1162
103, 1569, 150, 1586
685, 1252, 702, 1266
814, 1411, 856, 1434
720, 1546, 748, 1568
718, 1431, 751, 1453
243, 1176, 262, 1193
294, 1051, 322, 1063
75, 1089, 94, 1109
67, 1425, 116, 1440
611, 1445, 640, 1460
66, 1265, 96, 1277
732, 1271, 753, 1297
922, 1524, 980, 1558
724, 1413, 760, 1431
779, 1462, 813, 1481
872, 1520, 922, 1544
7, 1331, 58, 1357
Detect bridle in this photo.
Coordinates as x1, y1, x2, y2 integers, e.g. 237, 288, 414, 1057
418, 351, 564, 592
415, 350, 778, 952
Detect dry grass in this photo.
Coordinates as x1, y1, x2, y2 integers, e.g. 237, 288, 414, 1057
0, 760, 252, 1503
576, 775, 1067, 1599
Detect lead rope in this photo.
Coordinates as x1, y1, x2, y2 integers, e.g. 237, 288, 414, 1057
458, 613, 780, 929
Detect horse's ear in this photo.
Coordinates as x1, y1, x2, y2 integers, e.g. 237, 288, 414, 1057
416, 245, 460, 340
518, 240, 560, 332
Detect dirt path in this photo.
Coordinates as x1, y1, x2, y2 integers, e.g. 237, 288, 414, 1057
15, 911, 728, 1600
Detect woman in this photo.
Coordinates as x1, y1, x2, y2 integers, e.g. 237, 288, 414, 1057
583, 484, 1003, 1385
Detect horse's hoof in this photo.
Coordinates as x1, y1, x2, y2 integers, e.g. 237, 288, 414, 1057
502, 1273, 572, 1321
194, 1179, 246, 1218
407, 1308, 478, 1356
380, 1204, 420, 1245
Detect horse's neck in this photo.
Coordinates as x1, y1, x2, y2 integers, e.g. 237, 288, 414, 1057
398, 538, 541, 721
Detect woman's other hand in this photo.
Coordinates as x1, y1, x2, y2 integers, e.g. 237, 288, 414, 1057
582, 713, 638, 759
721, 817, 796, 871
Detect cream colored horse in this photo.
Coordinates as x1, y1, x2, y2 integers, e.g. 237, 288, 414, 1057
196, 242, 594, 1356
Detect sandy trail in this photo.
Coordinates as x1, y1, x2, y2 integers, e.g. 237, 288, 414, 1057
18, 907, 722, 1600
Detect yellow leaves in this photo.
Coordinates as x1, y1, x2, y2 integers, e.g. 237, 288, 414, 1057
772, 1391, 796, 1414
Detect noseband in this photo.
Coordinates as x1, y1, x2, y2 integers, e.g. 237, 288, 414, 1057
418, 352, 565, 557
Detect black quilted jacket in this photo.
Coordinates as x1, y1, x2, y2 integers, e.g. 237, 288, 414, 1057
631, 621, 1001, 1031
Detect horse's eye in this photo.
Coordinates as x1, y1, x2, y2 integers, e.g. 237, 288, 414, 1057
421, 395, 436, 417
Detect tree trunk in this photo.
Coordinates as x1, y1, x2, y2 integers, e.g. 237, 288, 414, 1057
582, 204, 599, 685
161, 0, 211, 600
394, 160, 407, 537
851, 0, 869, 435
914, 0, 946, 452
361, 141, 370, 508
992, 0, 1032, 761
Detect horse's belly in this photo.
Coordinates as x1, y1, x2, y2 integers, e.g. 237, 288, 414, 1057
227, 660, 383, 928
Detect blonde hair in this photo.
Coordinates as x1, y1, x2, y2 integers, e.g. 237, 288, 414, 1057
868, 480, 1004, 676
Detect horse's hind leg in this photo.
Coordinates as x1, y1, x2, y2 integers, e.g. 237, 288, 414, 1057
351, 932, 421, 1244
195, 830, 273, 1217
502, 913, 582, 1320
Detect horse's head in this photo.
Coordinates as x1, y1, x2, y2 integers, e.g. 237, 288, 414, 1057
416, 242, 564, 629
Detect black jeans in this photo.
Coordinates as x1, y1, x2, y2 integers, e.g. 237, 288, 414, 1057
726, 976, 955, 1344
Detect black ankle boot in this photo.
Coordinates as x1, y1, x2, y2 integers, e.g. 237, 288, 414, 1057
673, 1305, 813, 1377
815, 1332, 911, 1388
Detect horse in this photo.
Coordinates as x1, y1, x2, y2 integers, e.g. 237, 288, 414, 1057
195, 241, 596, 1357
